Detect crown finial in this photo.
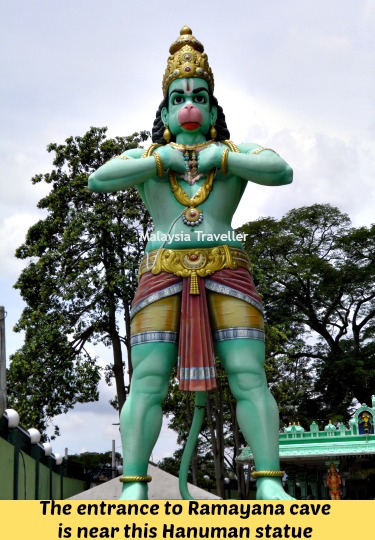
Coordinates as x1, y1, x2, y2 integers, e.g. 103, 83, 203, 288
163, 27, 214, 97
180, 25, 192, 35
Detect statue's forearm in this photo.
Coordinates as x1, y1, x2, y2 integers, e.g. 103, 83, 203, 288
227, 150, 293, 186
88, 156, 157, 193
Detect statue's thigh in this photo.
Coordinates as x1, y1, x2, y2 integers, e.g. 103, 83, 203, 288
132, 294, 181, 335
207, 290, 265, 378
131, 294, 181, 377
130, 343, 178, 393
207, 290, 264, 341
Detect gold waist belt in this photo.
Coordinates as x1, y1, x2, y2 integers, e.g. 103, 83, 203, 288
139, 245, 251, 294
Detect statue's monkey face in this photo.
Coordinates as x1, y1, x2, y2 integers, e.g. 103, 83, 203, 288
162, 78, 217, 138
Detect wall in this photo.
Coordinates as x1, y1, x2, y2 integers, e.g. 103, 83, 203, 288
0, 436, 85, 500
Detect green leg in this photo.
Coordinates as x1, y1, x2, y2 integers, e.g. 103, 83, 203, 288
119, 341, 177, 500
215, 338, 294, 500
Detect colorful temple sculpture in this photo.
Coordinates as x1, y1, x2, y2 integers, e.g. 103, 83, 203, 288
237, 396, 375, 499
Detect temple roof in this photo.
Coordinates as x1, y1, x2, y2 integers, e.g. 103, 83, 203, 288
237, 436, 375, 462
237, 394, 375, 463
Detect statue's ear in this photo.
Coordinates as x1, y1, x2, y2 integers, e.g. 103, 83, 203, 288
161, 107, 169, 125
210, 105, 218, 126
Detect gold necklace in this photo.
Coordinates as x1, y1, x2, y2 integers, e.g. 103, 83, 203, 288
169, 140, 215, 152
169, 169, 216, 226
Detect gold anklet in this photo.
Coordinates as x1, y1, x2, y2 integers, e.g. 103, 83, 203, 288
119, 475, 152, 483
252, 470, 284, 479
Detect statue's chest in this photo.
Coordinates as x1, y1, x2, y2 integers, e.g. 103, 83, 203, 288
143, 172, 243, 218
175, 175, 207, 198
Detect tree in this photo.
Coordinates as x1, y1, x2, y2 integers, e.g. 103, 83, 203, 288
8, 127, 152, 435
239, 204, 375, 422
68, 451, 122, 468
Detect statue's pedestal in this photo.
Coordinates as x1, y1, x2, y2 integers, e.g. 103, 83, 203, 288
68, 463, 220, 500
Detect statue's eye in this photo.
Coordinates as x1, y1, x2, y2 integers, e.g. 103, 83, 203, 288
173, 96, 184, 104
194, 95, 206, 104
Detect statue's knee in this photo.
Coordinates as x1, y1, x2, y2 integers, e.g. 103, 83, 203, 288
131, 371, 169, 400
128, 344, 175, 403
228, 368, 267, 399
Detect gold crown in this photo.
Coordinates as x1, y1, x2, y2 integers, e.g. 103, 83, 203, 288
162, 26, 214, 97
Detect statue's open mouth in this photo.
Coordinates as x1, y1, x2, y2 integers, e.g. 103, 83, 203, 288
182, 122, 201, 130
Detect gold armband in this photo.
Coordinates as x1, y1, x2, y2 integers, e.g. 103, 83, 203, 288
141, 143, 162, 158
153, 152, 164, 178
221, 148, 229, 175
251, 147, 278, 155
110, 154, 130, 161
222, 140, 240, 153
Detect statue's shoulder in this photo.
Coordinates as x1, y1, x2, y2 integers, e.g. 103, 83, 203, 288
221, 141, 262, 154
119, 148, 145, 159
234, 143, 262, 154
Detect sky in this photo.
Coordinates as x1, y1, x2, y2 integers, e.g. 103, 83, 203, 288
1, 0, 374, 464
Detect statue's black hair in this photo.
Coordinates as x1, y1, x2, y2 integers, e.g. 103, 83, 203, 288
151, 93, 230, 144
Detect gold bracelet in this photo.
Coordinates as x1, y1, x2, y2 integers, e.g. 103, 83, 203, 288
153, 152, 164, 178
251, 147, 277, 155
119, 475, 152, 483
221, 148, 229, 175
251, 470, 284, 479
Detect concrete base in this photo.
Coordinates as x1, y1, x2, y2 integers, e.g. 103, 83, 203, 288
68, 463, 220, 500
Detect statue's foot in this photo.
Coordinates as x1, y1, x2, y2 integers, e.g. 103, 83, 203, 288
256, 478, 295, 500
119, 482, 149, 500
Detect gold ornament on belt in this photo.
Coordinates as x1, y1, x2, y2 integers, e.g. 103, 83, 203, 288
162, 26, 214, 97
139, 245, 252, 295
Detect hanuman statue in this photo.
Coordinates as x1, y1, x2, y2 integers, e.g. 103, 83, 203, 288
89, 26, 293, 500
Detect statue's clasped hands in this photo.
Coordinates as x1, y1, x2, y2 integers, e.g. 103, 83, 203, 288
197, 144, 222, 173
157, 145, 186, 175
157, 144, 225, 176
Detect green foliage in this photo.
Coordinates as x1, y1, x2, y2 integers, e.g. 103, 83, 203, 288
8, 127, 152, 436
239, 203, 375, 423
68, 451, 122, 468
158, 447, 219, 492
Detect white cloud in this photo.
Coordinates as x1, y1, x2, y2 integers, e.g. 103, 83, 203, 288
0, 213, 41, 278
232, 126, 375, 229
49, 399, 178, 463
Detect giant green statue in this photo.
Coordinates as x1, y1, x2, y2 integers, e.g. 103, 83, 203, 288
89, 26, 293, 500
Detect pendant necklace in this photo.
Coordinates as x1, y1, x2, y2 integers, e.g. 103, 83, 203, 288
169, 168, 216, 227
